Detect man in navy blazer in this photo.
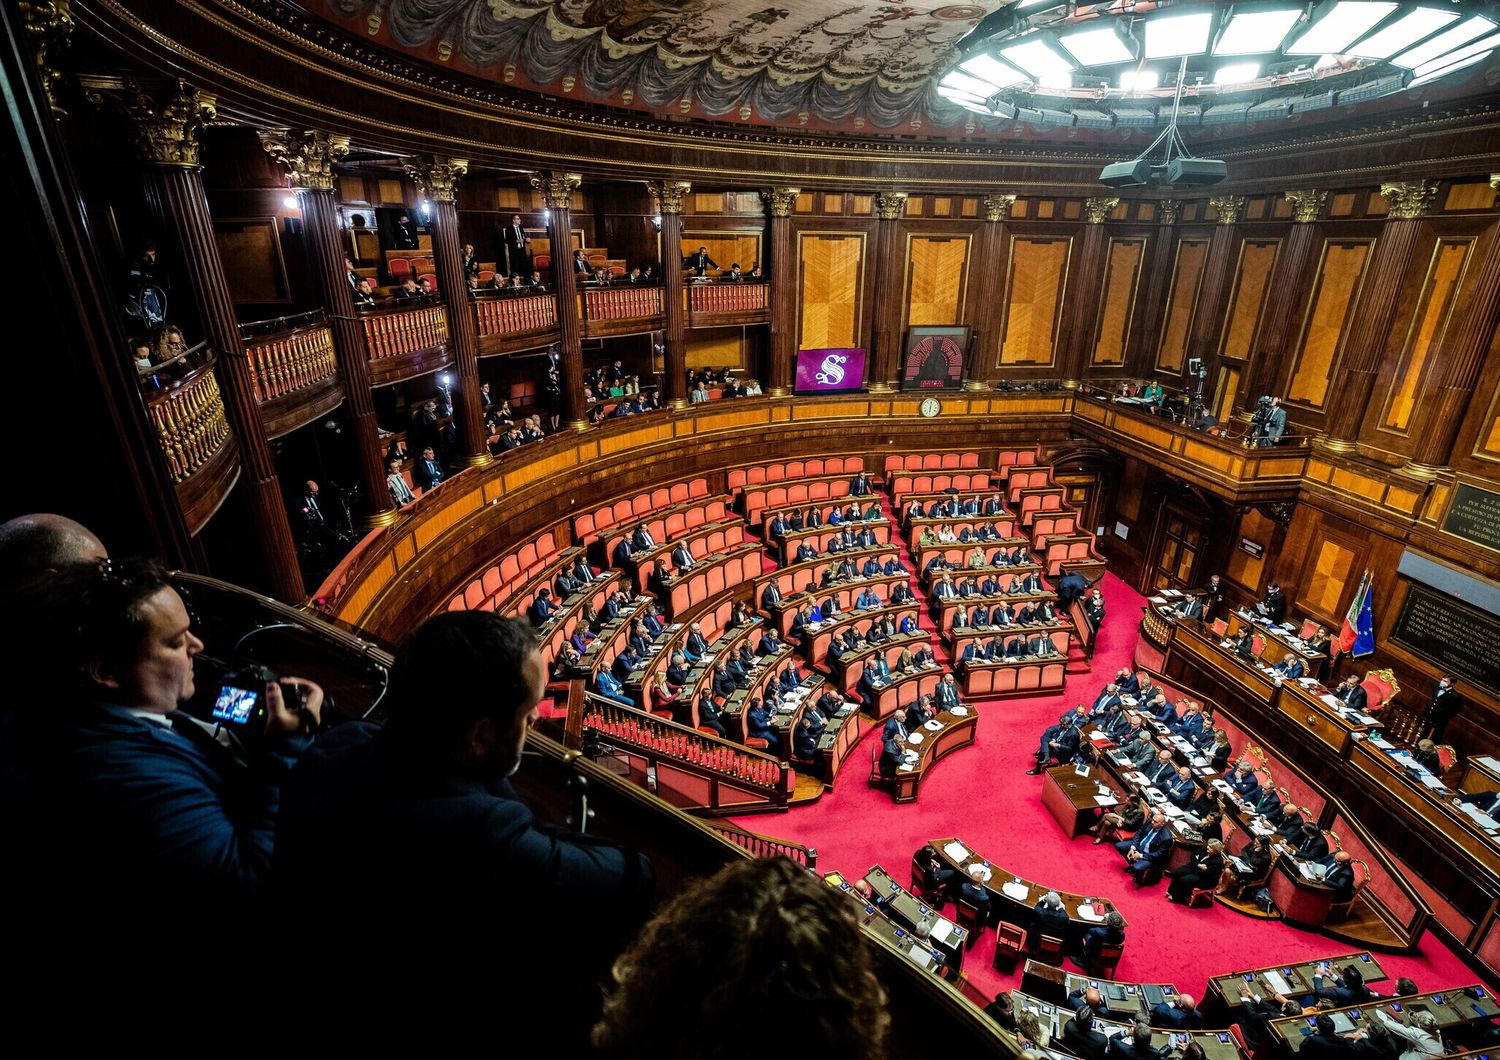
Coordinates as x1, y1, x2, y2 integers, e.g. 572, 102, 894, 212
1150, 994, 1203, 1029
1116, 810, 1173, 879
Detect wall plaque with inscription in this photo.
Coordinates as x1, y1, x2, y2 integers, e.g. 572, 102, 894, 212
1442, 483, 1500, 554
1390, 582, 1500, 698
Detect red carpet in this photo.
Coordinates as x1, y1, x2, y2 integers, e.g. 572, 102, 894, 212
732, 512, 1475, 1009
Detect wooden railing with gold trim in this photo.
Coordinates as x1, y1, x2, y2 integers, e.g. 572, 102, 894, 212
145, 354, 232, 483
245, 322, 338, 402
689, 281, 768, 314
358, 304, 449, 361
583, 285, 663, 322
474, 293, 556, 336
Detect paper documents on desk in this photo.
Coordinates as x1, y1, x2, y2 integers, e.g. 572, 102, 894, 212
931, 918, 955, 944
1002, 881, 1031, 901
1094, 795, 1119, 806
1320, 694, 1343, 709
1077, 904, 1105, 922
925, 720, 943, 731
1477, 756, 1500, 771
944, 841, 970, 861
1265, 971, 1293, 996
950, 706, 969, 716
907, 732, 925, 745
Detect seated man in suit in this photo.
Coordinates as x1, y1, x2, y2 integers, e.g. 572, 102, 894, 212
1175, 594, 1205, 620
1170, 703, 1207, 741
934, 673, 962, 712
1150, 994, 1203, 1030
1109, 1022, 1167, 1060
527, 588, 558, 627
681, 623, 709, 662
878, 722, 907, 779
756, 629, 785, 657
1115, 810, 1172, 881
670, 542, 695, 571
414, 446, 445, 491
958, 865, 992, 923
1272, 652, 1305, 680
849, 471, 872, 497
593, 668, 633, 705
1298, 1014, 1357, 1057
1291, 822, 1331, 861
1145, 749, 1178, 789
778, 663, 803, 692
665, 652, 691, 687
1029, 710, 1083, 774
1227, 760, 1261, 800
794, 541, 818, 563
745, 697, 780, 753
1248, 783, 1284, 823
1164, 766, 1198, 808
855, 587, 881, 610
1334, 674, 1368, 712
1309, 955, 1375, 1005
1029, 890, 1070, 952
905, 694, 935, 731
611, 647, 640, 683
1076, 909, 1126, 969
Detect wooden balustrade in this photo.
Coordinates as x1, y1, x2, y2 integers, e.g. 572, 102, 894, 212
583, 285, 663, 322
706, 819, 818, 868
245, 324, 338, 402
689, 282, 768, 314
358, 304, 449, 361
474, 293, 557, 337
145, 356, 232, 482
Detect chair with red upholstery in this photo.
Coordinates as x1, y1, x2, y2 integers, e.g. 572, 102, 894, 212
1360, 669, 1399, 712
993, 922, 1028, 972
1088, 943, 1124, 978
954, 898, 985, 949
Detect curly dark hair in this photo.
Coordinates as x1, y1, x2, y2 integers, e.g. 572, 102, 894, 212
592, 856, 890, 1059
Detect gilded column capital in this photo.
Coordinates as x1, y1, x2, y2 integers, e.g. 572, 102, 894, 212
257, 129, 350, 192
646, 179, 691, 215
982, 193, 1018, 222
1210, 195, 1246, 224
19, 0, 73, 115
873, 191, 908, 220
403, 155, 468, 203
1284, 189, 1327, 224
87, 78, 217, 167
1156, 199, 1181, 226
1491, 174, 1499, 192
1380, 180, 1438, 220
761, 187, 800, 217
1084, 196, 1120, 224
529, 171, 582, 211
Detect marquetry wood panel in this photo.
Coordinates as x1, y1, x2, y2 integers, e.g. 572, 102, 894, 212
797, 232, 865, 351
1383, 238, 1472, 433
1445, 182, 1498, 212
1299, 535, 1358, 620
1287, 240, 1372, 409
1155, 239, 1208, 373
1226, 508, 1273, 592
904, 235, 969, 329
1093, 237, 1146, 366
1218, 239, 1280, 363
998, 235, 1071, 367
1214, 363, 1243, 422
686, 327, 749, 371
682, 233, 762, 274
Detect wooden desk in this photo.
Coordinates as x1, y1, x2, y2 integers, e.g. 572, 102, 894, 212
935, 590, 1057, 632
863, 864, 968, 967
813, 701, 865, 787
947, 621, 1071, 659
1020, 959, 1181, 1024
1203, 951, 1387, 1016
1012, 990, 1243, 1060
803, 603, 920, 669
959, 654, 1067, 698
778, 520, 891, 563
1224, 609, 1323, 668
1170, 621, 1279, 706
893, 705, 979, 803
929, 837, 1124, 948
1043, 763, 1121, 838
822, 871, 950, 978
1267, 986, 1500, 1050
908, 514, 1019, 540
1266, 854, 1337, 929
1277, 677, 1373, 756
861, 665, 944, 722
832, 631, 937, 692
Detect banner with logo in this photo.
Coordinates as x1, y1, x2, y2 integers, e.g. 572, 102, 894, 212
794, 347, 867, 394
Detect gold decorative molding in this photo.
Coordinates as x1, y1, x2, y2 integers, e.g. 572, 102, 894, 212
646, 179, 691, 215
1156, 199, 1181, 226
761, 187, 800, 217
1084, 196, 1119, 224
87, 78, 217, 167
982, 193, 1018, 222
873, 192, 908, 220
257, 129, 350, 191
1491, 174, 1500, 192
19, 0, 73, 115
530, 171, 582, 211
1210, 195, 1245, 224
1380, 180, 1438, 220
1284, 189, 1327, 224
403, 155, 468, 202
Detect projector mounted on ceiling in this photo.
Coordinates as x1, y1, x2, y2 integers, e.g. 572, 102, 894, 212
1100, 56, 1226, 188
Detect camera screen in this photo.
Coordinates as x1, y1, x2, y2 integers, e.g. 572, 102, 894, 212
212, 684, 260, 725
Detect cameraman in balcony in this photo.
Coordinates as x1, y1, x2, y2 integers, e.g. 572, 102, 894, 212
1250, 395, 1287, 448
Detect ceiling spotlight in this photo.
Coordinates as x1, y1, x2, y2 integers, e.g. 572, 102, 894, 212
1214, 62, 1263, 84
1120, 69, 1161, 92
1144, 9, 1216, 60
1348, 7, 1458, 59
941, 71, 1003, 98
1214, 7, 1303, 55
1391, 15, 1497, 68
1059, 24, 1136, 66
1287, 2, 1398, 55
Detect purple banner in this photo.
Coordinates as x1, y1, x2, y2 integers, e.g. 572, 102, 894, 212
794, 347, 867, 393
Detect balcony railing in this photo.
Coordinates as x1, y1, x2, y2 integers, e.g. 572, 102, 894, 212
583, 285, 663, 322
145, 354, 232, 482
245, 322, 338, 402
475, 293, 556, 337
359, 304, 449, 361
689, 281, 768, 314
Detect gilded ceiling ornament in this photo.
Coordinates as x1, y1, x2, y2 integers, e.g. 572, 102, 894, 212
761, 187, 800, 217
1284, 189, 1327, 224
981, 193, 1017, 222
529, 171, 582, 210
86, 79, 217, 168
19, 0, 73, 115
403, 155, 468, 202
1209, 195, 1245, 224
1084, 197, 1119, 224
646, 179, 691, 215
1379, 180, 1438, 220
257, 129, 350, 191
1156, 199, 1181, 226
873, 191, 907, 220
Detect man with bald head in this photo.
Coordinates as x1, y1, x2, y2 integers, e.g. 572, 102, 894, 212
0, 513, 106, 594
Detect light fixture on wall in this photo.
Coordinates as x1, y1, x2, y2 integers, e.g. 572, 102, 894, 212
651, 214, 662, 230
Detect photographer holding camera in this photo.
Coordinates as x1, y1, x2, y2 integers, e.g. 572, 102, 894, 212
33, 556, 323, 906
1248, 395, 1287, 448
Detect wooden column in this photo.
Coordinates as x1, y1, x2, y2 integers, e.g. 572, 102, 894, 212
648, 180, 690, 408
1186, 196, 1246, 373
533, 171, 587, 430
1407, 177, 1500, 474
868, 191, 907, 392
1239, 190, 1325, 412
965, 193, 1015, 389
1126, 199, 1181, 378
762, 186, 799, 397
259, 130, 397, 526
1059, 196, 1117, 387
1320, 180, 1436, 452
407, 155, 489, 467
121, 82, 303, 601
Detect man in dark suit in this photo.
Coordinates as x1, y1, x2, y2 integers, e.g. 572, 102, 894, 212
1150, 995, 1203, 1029
1201, 574, 1226, 620
501, 214, 531, 276
878, 724, 906, 779
1422, 676, 1461, 741
1116, 810, 1172, 880
612, 537, 635, 567
1259, 582, 1287, 623
935, 673, 961, 712
527, 588, 558, 628
1064, 1006, 1110, 1060
415, 446, 445, 491
1335, 675, 1368, 712
671, 542, 695, 571
1175, 594, 1205, 620
1299, 1015, 1357, 1057
850, 471, 872, 497
1109, 1023, 1166, 1060
1292, 823, 1331, 862
684, 246, 718, 276
1029, 891, 1070, 951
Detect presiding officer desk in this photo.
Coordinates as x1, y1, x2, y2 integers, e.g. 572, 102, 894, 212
930, 837, 1125, 948
1203, 951, 1387, 1017
1020, 959, 1181, 1023
1266, 986, 1500, 1052
1010, 990, 1244, 1060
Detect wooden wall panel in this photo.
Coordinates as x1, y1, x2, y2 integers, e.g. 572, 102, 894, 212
904, 235, 970, 329
1226, 509, 1273, 593
999, 235, 1071, 367
1382, 238, 1472, 433
1219, 238, 1280, 363
1287, 240, 1373, 409
681, 232, 762, 274
797, 232, 865, 351
1093, 237, 1146, 366
1299, 535, 1358, 621
1154, 238, 1208, 373
686, 327, 749, 370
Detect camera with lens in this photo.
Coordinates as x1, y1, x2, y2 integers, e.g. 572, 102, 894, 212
211, 663, 311, 734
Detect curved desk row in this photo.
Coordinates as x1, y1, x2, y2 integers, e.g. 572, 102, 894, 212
1011, 991, 1243, 1060
804, 602, 922, 669
893, 705, 979, 804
